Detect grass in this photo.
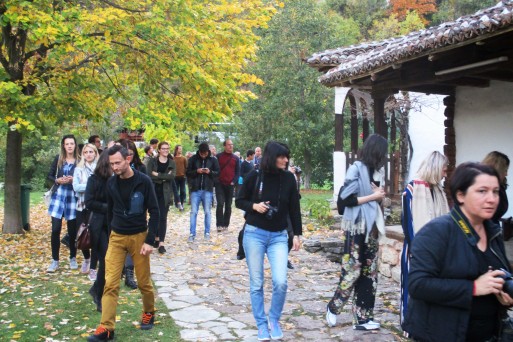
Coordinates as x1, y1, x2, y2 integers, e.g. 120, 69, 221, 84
0, 205, 183, 342
300, 189, 334, 228
0, 269, 182, 341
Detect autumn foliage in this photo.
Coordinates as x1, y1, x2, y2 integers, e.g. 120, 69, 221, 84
390, 0, 437, 24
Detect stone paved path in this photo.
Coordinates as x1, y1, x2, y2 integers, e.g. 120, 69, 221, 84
151, 206, 406, 341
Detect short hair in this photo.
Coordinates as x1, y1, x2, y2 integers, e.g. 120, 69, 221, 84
450, 162, 500, 205
144, 145, 153, 154
88, 135, 100, 144
157, 141, 169, 151
150, 138, 159, 145
108, 144, 129, 158
360, 134, 388, 169
482, 151, 510, 183
198, 142, 210, 153
246, 149, 255, 157
416, 151, 448, 185
260, 141, 290, 174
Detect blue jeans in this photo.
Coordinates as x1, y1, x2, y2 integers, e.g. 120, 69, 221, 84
189, 190, 213, 236
243, 224, 289, 329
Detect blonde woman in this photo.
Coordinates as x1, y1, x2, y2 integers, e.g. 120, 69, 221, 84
400, 151, 449, 332
482, 151, 510, 224
47, 134, 80, 273
73, 143, 99, 275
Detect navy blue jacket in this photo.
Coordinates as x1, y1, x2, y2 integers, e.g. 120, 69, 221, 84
403, 205, 510, 341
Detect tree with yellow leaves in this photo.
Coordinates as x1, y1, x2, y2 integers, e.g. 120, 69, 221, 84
0, 0, 279, 233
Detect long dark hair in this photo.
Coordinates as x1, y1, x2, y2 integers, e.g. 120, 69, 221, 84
260, 141, 290, 174
58, 134, 79, 169
360, 134, 388, 169
94, 148, 112, 179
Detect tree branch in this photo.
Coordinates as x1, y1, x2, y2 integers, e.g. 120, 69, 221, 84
99, 0, 149, 13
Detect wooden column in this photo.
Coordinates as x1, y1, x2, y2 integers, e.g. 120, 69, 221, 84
349, 94, 358, 153
443, 94, 456, 207
361, 98, 369, 142
372, 93, 388, 138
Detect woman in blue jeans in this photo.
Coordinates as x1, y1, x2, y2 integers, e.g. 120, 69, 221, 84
236, 141, 302, 341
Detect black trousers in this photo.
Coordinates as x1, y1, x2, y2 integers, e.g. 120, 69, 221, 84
51, 217, 77, 260
156, 195, 170, 242
215, 183, 234, 227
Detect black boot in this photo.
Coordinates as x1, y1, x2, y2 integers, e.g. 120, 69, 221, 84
124, 266, 137, 289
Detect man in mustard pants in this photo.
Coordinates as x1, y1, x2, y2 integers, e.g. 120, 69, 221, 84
88, 144, 160, 341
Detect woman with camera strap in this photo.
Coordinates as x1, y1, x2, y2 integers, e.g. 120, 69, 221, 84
403, 162, 513, 342
235, 141, 302, 341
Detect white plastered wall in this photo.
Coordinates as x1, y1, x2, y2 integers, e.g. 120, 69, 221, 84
455, 80, 513, 218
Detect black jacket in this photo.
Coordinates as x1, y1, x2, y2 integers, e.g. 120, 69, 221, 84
235, 169, 302, 236
85, 174, 109, 235
106, 170, 159, 245
403, 205, 510, 341
186, 151, 220, 192
147, 156, 176, 207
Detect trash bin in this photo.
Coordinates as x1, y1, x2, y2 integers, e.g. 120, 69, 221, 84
20, 184, 32, 231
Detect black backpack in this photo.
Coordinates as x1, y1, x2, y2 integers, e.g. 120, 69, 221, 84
336, 185, 345, 215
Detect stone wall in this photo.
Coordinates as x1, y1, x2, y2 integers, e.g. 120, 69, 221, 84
303, 225, 404, 284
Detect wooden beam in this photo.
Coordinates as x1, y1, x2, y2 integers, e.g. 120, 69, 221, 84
349, 94, 358, 153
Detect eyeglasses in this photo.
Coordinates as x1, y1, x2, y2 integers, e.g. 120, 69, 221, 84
160, 148, 170, 150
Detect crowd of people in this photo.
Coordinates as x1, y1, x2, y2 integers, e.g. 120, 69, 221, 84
44, 132, 512, 341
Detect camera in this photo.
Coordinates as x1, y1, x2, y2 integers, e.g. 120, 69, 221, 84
265, 204, 279, 220
498, 268, 513, 297
293, 166, 302, 174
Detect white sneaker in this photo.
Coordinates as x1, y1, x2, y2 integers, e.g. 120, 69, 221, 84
326, 306, 337, 327
81, 259, 90, 274
89, 269, 97, 282
69, 257, 78, 270
353, 320, 380, 330
47, 260, 59, 273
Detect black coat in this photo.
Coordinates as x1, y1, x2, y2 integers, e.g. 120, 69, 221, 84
403, 205, 510, 342
186, 151, 219, 192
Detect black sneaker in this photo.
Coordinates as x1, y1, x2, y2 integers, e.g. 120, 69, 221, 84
158, 246, 166, 254
87, 326, 114, 341
287, 260, 294, 269
140, 311, 155, 330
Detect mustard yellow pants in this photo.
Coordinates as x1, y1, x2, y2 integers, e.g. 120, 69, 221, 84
100, 231, 155, 330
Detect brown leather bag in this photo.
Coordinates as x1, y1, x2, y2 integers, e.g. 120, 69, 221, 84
76, 211, 92, 250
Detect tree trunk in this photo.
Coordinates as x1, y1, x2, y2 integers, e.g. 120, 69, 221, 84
3, 128, 24, 234
302, 151, 312, 189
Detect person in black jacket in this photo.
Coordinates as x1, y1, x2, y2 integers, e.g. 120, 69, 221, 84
87, 145, 159, 342
482, 151, 510, 225
235, 141, 302, 341
85, 151, 111, 312
403, 162, 513, 342
186, 142, 220, 242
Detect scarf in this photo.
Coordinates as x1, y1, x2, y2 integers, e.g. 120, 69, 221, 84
411, 180, 449, 234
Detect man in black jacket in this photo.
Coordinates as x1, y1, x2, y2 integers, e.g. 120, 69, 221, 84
88, 145, 159, 342
186, 142, 220, 242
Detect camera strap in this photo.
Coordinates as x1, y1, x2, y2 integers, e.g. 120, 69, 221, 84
450, 206, 478, 246
257, 172, 281, 207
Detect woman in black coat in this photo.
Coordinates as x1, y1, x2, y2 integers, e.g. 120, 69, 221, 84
403, 162, 513, 342
85, 151, 112, 312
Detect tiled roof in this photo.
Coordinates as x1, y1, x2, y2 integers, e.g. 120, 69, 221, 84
307, 0, 513, 86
